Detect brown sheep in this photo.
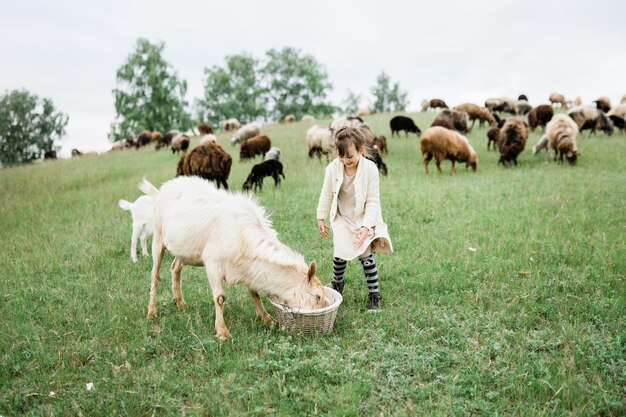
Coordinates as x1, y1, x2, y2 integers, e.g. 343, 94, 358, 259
150, 131, 162, 144
487, 127, 500, 152
432, 109, 470, 133
430, 118, 455, 130
135, 131, 152, 148
429, 98, 449, 109
283, 114, 296, 123
528, 105, 554, 132
454, 103, 497, 128
549, 93, 568, 108
156, 130, 177, 150
373, 135, 388, 155
176, 143, 233, 189
419, 126, 477, 175
240, 135, 271, 161
498, 119, 528, 167
198, 123, 213, 135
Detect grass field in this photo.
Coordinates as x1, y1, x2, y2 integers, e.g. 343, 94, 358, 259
1, 112, 624, 416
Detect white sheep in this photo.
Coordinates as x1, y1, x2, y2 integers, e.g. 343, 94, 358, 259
222, 118, 241, 131
199, 133, 217, 145
301, 115, 315, 122
171, 133, 190, 154
306, 124, 334, 159
263, 146, 282, 161
230, 123, 260, 146
138, 176, 327, 339
608, 104, 626, 118
533, 114, 579, 165
118, 195, 154, 263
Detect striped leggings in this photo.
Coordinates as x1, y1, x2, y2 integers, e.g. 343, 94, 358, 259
332, 255, 379, 293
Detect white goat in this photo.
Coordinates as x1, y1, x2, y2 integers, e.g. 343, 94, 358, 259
118, 195, 154, 262
138, 176, 327, 340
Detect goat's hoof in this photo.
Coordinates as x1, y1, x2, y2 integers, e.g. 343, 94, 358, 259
176, 300, 188, 309
147, 309, 157, 319
216, 328, 231, 340
260, 313, 275, 324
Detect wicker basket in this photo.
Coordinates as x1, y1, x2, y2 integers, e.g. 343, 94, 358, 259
270, 287, 342, 335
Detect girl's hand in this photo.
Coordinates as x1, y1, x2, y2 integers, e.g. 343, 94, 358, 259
318, 219, 330, 238
355, 226, 369, 248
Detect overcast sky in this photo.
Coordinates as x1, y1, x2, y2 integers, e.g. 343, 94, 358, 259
2, 0, 625, 156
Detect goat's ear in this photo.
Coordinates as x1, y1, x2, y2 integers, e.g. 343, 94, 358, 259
307, 261, 317, 283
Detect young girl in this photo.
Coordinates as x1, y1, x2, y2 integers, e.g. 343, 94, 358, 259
316, 126, 393, 311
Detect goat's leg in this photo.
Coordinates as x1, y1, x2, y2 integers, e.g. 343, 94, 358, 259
148, 229, 165, 318
139, 228, 149, 258
130, 224, 140, 262
170, 258, 187, 309
205, 265, 231, 340
249, 289, 274, 324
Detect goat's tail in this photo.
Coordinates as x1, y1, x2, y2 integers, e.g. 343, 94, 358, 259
118, 199, 132, 211
138, 178, 159, 197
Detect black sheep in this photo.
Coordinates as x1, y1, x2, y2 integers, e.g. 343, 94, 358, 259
389, 116, 421, 137
608, 115, 626, 134
242, 159, 285, 192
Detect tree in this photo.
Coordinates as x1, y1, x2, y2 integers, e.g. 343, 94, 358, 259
370, 72, 409, 113
342, 90, 362, 115
195, 54, 266, 127
262, 47, 336, 121
110, 38, 192, 141
0, 89, 69, 166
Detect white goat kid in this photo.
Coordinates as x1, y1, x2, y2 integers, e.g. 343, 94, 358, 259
138, 176, 327, 340
118, 195, 154, 262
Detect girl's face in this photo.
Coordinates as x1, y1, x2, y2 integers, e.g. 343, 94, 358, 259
339, 143, 361, 169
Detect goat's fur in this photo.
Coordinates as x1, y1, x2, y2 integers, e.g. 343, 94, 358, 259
139, 177, 327, 339
118, 195, 154, 262
419, 126, 477, 175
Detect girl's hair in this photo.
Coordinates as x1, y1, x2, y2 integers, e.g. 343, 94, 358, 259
334, 126, 371, 158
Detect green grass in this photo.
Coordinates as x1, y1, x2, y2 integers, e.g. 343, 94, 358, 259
1, 112, 624, 416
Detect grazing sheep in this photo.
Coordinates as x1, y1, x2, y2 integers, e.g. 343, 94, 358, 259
420, 99, 430, 112
171, 133, 190, 154
110, 140, 127, 151
528, 104, 554, 132
430, 118, 455, 130
516, 100, 532, 115
301, 115, 315, 122
432, 109, 470, 133
429, 99, 449, 109
150, 131, 162, 144
306, 124, 334, 160
608, 115, 626, 134
533, 114, 579, 165
156, 130, 177, 150
454, 103, 496, 128
138, 176, 327, 339
487, 127, 500, 152
242, 159, 286, 192
222, 118, 241, 132
71, 149, 82, 156
118, 195, 154, 262
373, 135, 388, 155
549, 93, 568, 108
357, 107, 372, 116
240, 134, 271, 161
487, 97, 518, 115
135, 131, 152, 148
264, 147, 281, 161
593, 97, 612, 113
608, 104, 626, 118
283, 114, 296, 123
230, 123, 260, 146
176, 143, 232, 189
366, 148, 388, 176
518, 94, 528, 101
567, 106, 614, 136
389, 115, 421, 137
419, 126, 477, 175
498, 119, 528, 167
329, 116, 363, 131
44, 150, 57, 159
198, 123, 213, 134
199, 134, 217, 145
